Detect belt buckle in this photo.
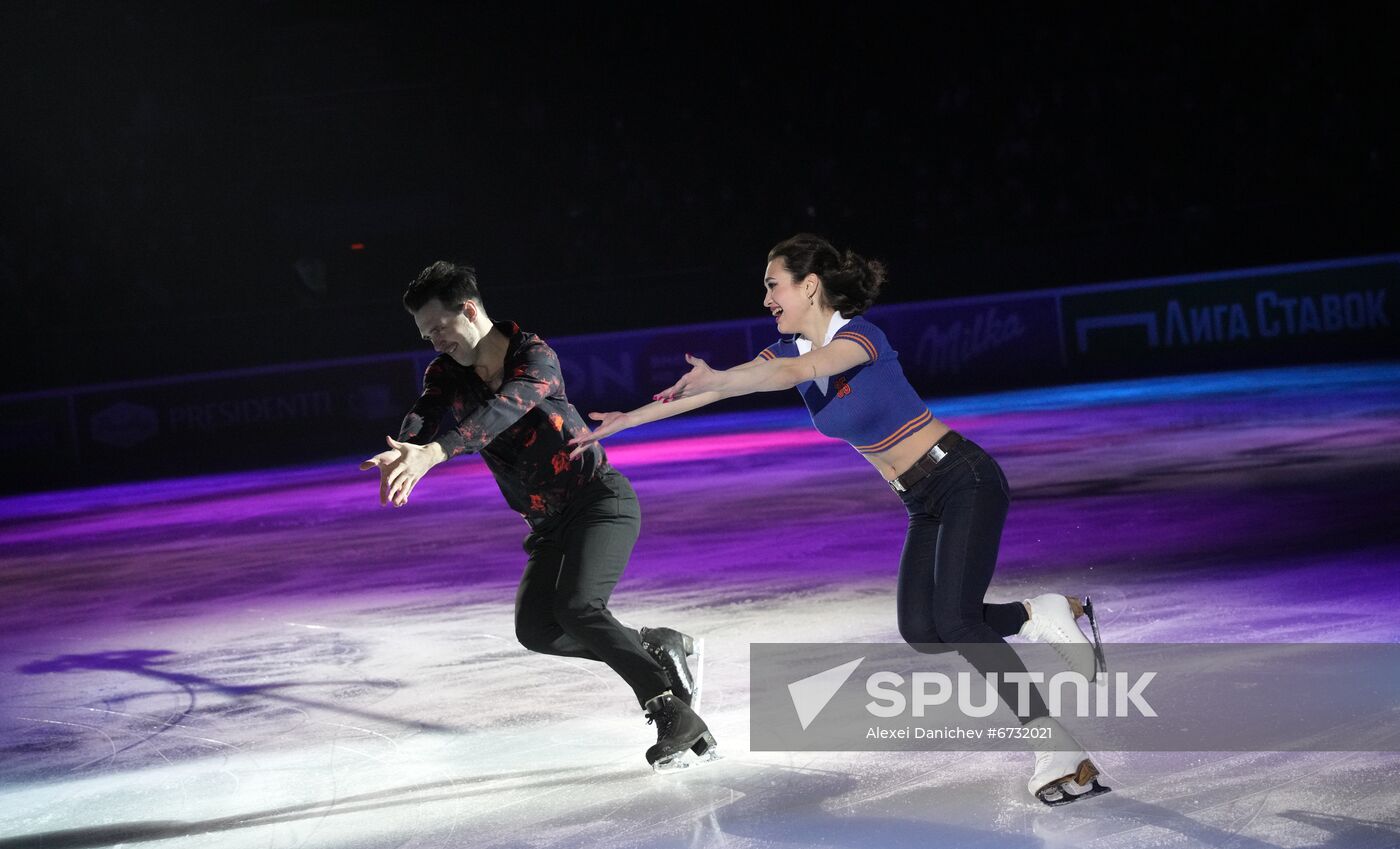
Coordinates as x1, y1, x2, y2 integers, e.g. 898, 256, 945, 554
889, 477, 907, 493
929, 444, 948, 463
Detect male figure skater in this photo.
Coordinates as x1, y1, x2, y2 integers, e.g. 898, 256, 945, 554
360, 260, 716, 770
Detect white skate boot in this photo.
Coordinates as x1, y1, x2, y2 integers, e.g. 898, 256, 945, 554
1018, 593, 1106, 681
1025, 717, 1111, 806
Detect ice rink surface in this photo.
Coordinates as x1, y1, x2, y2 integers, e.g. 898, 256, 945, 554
3, 363, 1399, 849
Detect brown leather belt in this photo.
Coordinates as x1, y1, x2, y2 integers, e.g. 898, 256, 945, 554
889, 430, 964, 493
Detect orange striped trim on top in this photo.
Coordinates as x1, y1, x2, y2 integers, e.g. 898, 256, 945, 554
831, 331, 878, 361
854, 409, 933, 453
758, 348, 778, 360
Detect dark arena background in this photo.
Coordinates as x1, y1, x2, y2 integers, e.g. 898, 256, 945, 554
2, 5, 1398, 849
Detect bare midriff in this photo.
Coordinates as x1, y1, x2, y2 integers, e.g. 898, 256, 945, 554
860, 418, 952, 481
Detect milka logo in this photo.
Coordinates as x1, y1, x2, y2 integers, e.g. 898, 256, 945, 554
916, 308, 1026, 375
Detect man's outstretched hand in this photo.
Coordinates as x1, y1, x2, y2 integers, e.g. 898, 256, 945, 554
359, 435, 446, 507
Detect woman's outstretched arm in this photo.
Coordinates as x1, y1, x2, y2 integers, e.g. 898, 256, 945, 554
566, 354, 773, 458
656, 339, 869, 402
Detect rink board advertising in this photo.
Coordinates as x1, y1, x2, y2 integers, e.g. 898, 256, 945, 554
3, 254, 1396, 492
1060, 258, 1398, 380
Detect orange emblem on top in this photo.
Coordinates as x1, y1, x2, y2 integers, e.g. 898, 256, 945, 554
834, 376, 852, 398
551, 451, 571, 474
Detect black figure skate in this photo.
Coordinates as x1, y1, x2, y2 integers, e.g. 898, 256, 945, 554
640, 626, 702, 708
643, 692, 719, 772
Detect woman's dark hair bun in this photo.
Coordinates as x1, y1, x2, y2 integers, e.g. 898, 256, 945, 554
768, 233, 886, 317
837, 248, 886, 316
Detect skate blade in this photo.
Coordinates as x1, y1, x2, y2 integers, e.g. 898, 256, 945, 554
652, 753, 692, 773
690, 638, 705, 713
1037, 778, 1111, 806
1083, 595, 1108, 678
651, 750, 724, 774
651, 736, 722, 774
685, 744, 723, 766
1035, 759, 1111, 806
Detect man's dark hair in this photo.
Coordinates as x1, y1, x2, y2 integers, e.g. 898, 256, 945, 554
403, 261, 483, 312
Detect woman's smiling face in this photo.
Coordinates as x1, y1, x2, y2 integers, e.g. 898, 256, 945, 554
763, 256, 816, 336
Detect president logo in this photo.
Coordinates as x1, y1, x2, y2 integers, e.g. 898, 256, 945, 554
90, 401, 160, 449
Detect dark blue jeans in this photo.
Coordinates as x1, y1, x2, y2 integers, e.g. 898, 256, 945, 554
896, 436, 1049, 722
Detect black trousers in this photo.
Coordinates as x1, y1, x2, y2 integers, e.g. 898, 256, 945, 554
895, 436, 1050, 722
515, 468, 671, 707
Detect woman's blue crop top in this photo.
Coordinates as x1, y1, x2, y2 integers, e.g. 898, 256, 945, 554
758, 315, 932, 454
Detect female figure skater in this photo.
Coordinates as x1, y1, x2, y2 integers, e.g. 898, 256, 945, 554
570, 234, 1109, 805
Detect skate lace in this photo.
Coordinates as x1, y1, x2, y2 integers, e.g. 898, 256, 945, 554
646, 707, 674, 734
1025, 610, 1088, 673
647, 644, 691, 698
1051, 647, 1093, 684
1026, 616, 1073, 645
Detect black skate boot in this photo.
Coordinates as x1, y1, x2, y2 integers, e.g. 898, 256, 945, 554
643, 692, 718, 772
640, 626, 701, 708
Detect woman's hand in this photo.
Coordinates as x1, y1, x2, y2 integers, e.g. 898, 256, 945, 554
654, 354, 723, 402
567, 411, 636, 459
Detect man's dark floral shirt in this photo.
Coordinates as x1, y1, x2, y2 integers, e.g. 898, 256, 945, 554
399, 320, 607, 520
